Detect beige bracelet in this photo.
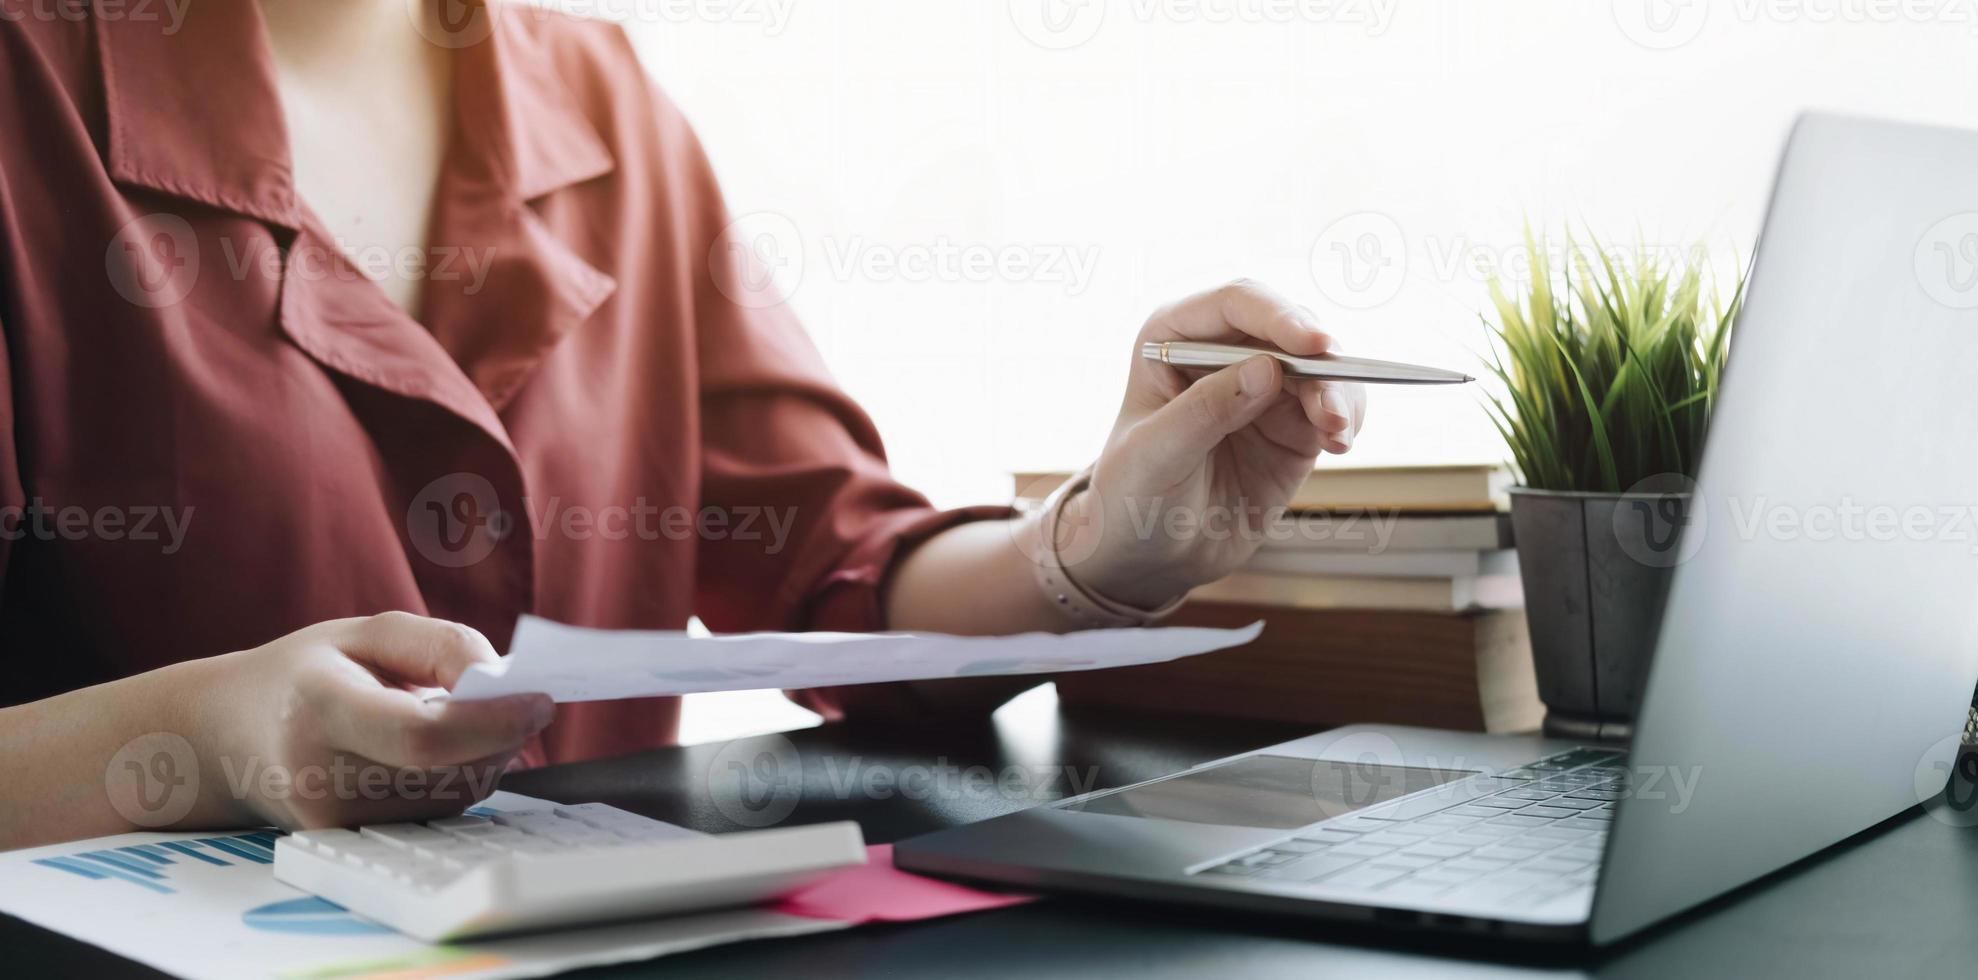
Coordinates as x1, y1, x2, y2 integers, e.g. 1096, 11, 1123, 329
1027, 469, 1185, 628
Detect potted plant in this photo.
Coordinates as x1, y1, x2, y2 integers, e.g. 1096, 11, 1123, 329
1481, 232, 1740, 741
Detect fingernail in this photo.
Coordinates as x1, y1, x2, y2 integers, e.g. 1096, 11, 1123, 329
1321, 387, 1350, 424
527, 696, 555, 730
1239, 356, 1276, 398
1295, 307, 1331, 344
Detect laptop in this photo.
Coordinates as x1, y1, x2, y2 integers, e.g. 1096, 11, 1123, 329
894, 112, 1978, 945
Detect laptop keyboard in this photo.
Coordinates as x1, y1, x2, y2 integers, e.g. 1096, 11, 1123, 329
1193, 747, 1626, 911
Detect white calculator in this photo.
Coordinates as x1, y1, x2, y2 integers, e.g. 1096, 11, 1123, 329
272, 803, 866, 942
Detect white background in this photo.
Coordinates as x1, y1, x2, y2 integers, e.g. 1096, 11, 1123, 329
577, 0, 1978, 507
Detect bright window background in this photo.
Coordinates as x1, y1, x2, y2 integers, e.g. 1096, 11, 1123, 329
534, 0, 1978, 742
576, 0, 1978, 508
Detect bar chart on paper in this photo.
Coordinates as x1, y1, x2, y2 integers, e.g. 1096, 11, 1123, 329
25, 825, 404, 936
2, 825, 438, 979
0, 794, 850, 979
0, 805, 529, 977
25, 827, 415, 942
32, 830, 282, 894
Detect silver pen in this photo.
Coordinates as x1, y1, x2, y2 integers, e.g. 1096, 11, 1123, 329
1140, 341, 1474, 385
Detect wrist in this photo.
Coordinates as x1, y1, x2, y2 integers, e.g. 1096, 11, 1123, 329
165, 652, 264, 828
1045, 482, 1189, 619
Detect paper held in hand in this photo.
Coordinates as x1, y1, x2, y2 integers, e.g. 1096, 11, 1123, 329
450, 616, 1264, 703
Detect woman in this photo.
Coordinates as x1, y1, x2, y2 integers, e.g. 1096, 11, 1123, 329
0, 0, 1364, 847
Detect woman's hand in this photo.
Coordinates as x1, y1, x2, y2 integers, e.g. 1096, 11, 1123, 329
189, 612, 553, 829
1062, 279, 1367, 609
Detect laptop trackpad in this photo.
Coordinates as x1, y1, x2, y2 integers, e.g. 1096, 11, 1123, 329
1065, 754, 1477, 830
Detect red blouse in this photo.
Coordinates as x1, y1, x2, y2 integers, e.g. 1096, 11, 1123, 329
0, 2, 996, 764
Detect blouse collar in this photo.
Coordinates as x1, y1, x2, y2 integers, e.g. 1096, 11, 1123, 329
92, 0, 617, 230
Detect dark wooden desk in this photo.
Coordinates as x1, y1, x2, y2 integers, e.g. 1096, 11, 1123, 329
10, 690, 1978, 978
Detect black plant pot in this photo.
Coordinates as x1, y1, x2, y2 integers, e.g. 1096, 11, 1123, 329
1508, 487, 1692, 742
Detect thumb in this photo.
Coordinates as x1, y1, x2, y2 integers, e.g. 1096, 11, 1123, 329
1141, 355, 1282, 459
337, 612, 501, 690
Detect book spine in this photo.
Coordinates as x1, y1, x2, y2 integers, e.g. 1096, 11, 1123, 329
1052, 604, 1541, 733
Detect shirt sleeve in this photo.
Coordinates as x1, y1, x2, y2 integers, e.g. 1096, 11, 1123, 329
660, 95, 1011, 637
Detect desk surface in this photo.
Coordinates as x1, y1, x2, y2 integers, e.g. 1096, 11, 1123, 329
10, 689, 1978, 979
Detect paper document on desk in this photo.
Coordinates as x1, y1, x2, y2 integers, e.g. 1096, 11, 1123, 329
0, 792, 846, 980
0, 792, 1038, 980
451, 616, 1264, 703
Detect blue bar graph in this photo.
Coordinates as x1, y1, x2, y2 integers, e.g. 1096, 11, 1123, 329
199, 837, 273, 864
35, 856, 172, 895
32, 831, 285, 893
158, 840, 228, 866
118, 845, 173, 865
79, 850, 166, 878
33, 857, 105, 880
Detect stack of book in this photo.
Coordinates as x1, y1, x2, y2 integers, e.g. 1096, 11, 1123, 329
1017, 465, 1542, 733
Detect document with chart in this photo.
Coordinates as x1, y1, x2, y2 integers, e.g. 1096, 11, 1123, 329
0, 792, 847, 980
449, 616, 1265, 703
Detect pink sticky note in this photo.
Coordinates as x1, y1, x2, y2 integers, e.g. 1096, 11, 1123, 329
769, 844, 1036, 923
